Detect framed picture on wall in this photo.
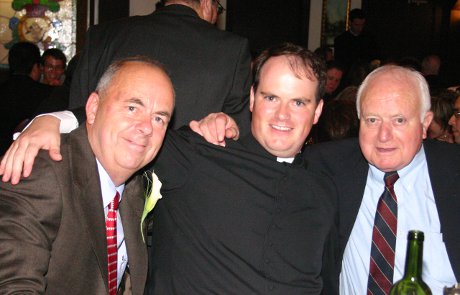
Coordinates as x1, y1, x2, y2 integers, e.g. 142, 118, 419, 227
321, 0, 351, 46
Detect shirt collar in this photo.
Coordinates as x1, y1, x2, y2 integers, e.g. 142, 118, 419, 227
369, 145, 426, 187
96, 159, 125, 209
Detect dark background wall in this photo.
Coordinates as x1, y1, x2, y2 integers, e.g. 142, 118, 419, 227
225, 0, 460, 85
226, 0, 311, 58
362, 0, 459, 85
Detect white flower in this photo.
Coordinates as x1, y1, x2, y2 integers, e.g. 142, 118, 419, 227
141, 170, 162, 242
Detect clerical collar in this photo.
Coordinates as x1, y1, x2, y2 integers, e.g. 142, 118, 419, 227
239, 133, 299, 163
277, 157, 294, 163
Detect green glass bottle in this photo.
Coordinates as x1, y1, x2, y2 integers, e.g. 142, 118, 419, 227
390, 230, 432, 295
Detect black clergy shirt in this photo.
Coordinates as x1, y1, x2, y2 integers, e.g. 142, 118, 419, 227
146, 128, 339, 295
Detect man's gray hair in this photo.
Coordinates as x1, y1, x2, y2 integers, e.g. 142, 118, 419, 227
356, 65, 431, 121
96, 56, 170, 98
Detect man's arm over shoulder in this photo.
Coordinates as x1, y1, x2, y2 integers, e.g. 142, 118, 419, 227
0, 152, 63, 292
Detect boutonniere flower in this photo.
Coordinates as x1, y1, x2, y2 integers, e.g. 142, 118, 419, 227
141, 170, 162, 242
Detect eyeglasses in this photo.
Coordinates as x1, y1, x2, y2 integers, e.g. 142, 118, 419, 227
44, 64, 65, 71
454, 111, 460, 119
212, 0, 225, 15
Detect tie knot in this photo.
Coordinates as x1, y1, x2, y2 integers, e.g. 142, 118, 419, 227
109, 192, 120, 211
384, 171, 399, 187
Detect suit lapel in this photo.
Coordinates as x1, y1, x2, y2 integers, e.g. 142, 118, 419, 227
337, 153, 369, 255
119, 175, 148, 295
424, 141, 460, 280
69, 126, 109, 291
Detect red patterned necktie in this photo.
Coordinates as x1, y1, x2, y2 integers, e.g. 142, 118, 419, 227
367, 171, 399, 295
106, 192, 120, 295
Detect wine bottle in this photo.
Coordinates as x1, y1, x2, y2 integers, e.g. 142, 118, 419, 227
390, 230, 432, 295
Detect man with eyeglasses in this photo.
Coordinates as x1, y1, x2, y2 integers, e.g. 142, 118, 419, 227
448, 95, 460, 144
66, 0, 251, 132
40, 48, 66, 86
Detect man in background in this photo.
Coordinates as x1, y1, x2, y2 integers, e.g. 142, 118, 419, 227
40, 48, 67, 86
334, 8, 380, 72
70, 0, 251, 130
449, 94, 460, 144
0, 42, 54, 154
323, 61, 345, 101
421, 54, 443, 92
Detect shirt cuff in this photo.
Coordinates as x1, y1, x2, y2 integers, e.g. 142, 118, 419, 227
13, 111, 79, 140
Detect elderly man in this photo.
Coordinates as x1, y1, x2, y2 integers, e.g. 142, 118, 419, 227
305, 65, 460, 294
0, 57, 175, 294
0, 43, 339, 294
448, 95, 460, 144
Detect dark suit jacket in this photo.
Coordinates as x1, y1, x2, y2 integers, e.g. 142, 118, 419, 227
70, 4, 252, 131
304, 138, 460, 281
0, 125, 147, 294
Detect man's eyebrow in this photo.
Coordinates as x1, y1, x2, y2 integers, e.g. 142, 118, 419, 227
126, 97, 172, 118
259, 91, 277, 97
156, 110, 172, 119
127, 97, 144, 106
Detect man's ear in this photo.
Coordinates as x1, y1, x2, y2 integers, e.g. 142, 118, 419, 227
422, 110, 434, 139
86, 92, 100, 125
312, 99, 324, 125
249, 86, 255, 113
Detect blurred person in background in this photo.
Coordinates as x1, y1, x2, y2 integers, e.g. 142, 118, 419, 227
428, 96, 454, 143
40, 48, 66, 86
448, 95, 460, 144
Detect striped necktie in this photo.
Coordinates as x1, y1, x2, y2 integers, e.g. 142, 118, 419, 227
367, 171, 399, 295
106, 192, 120, 295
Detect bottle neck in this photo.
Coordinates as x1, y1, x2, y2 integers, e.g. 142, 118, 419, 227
403, 239, 424, 279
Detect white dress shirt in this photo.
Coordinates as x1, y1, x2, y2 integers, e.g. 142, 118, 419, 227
96, 160, 128, 289
340, 147, 456, 294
